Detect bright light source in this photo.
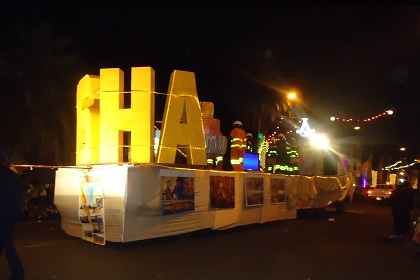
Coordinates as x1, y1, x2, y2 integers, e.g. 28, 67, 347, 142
400, 147, 406, 151
354, 126, 360, 130
287, 92, 297, 100
309, 133, 330, 149
330, 116, 336, 121
386, 110, 393, 115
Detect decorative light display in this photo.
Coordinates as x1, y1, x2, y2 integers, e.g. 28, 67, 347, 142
296, 118, 315, 137
330, 109, 394, 122
382, 159, 420, 171
266, 116, 315, 142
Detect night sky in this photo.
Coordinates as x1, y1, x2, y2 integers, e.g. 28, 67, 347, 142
2, 6, 420, 160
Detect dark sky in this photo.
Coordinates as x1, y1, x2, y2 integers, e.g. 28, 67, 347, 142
2, 6, 420, 158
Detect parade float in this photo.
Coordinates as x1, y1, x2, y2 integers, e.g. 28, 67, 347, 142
54, 67, 355, 245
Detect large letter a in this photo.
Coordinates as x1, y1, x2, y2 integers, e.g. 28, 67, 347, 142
156, 70, 206, 165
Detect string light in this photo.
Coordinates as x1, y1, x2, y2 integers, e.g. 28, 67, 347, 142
13, 164, 92, 170
382, 159, 419, 171
81, 89, 199, 107
100, 89, 169, 96
330, 109, 394, 122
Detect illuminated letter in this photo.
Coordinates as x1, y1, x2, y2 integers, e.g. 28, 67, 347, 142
157, 70, 206, 165
99, 67, 155, 163
76, 74, 100, 165
75, 67, 155, 165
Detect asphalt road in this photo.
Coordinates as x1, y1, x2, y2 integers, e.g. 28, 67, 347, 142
1, 199, 419, 280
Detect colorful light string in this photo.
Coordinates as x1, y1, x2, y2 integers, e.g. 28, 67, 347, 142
330, 109, 394, 122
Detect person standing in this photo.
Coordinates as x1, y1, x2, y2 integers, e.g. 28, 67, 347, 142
389, 177, 414, 239
0, 150, 25, 279
246, 133, 255, 153
274, 133, 290, 174
230, 121, 247, 171
265, 137, 278, 173
288, 137, 299, 175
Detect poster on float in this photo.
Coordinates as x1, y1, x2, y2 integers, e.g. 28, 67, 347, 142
244, 175, 264, 206
161, 176, 195, 215
78, 172, 105, 245
210, 175, 235, 209
270, 176, 286, 204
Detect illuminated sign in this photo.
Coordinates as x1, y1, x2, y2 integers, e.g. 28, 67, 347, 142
296, 118, 315, 137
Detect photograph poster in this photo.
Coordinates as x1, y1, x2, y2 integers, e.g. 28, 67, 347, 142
78, 173, 105, 245
245, 176, 264, 206
270, 176, 286, 204
161, 176, 195, 215
210, 175, 235, 209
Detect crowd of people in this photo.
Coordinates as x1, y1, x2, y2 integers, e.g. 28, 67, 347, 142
218, 120, 300, 174
20, 170, 60, 221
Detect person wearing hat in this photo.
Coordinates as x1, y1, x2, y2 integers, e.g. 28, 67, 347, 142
246, 133, 255, 153
230, 121, 247, 171
0, 150, 25, 279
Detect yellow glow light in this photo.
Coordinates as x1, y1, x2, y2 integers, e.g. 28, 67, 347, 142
287, 92, 297, 99
309, 133, 330, 149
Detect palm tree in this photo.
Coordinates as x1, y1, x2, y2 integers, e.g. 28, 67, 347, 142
0, 22, 87, 165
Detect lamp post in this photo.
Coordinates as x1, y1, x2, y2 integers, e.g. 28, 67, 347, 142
286, 91, 297, 118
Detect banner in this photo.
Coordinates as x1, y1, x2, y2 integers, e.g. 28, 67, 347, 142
244, 175, 264, 206
79, 171, 106, 245
161, 176, 195, 215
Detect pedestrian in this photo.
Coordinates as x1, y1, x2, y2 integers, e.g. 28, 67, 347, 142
0, 150, 25, 279
230, 121, 247, 171
389, 177, 414, 239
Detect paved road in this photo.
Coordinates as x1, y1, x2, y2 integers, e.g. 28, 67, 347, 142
1, 200, 419, 280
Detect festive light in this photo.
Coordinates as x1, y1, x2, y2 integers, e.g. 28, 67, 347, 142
309, 133, 330, 149
266, 116, 313, 142
330, 109, 394, 122
382, 159, 419, 171
296, 118, 315, 137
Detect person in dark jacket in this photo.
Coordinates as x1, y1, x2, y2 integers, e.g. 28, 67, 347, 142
389, 177, 414, 239
0, 150, 25, 279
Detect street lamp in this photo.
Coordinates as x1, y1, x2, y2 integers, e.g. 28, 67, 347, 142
287, 92, 297, 100
285, 90, 301, 119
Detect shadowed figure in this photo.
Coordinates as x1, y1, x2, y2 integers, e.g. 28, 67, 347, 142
0, 150, 25, 279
